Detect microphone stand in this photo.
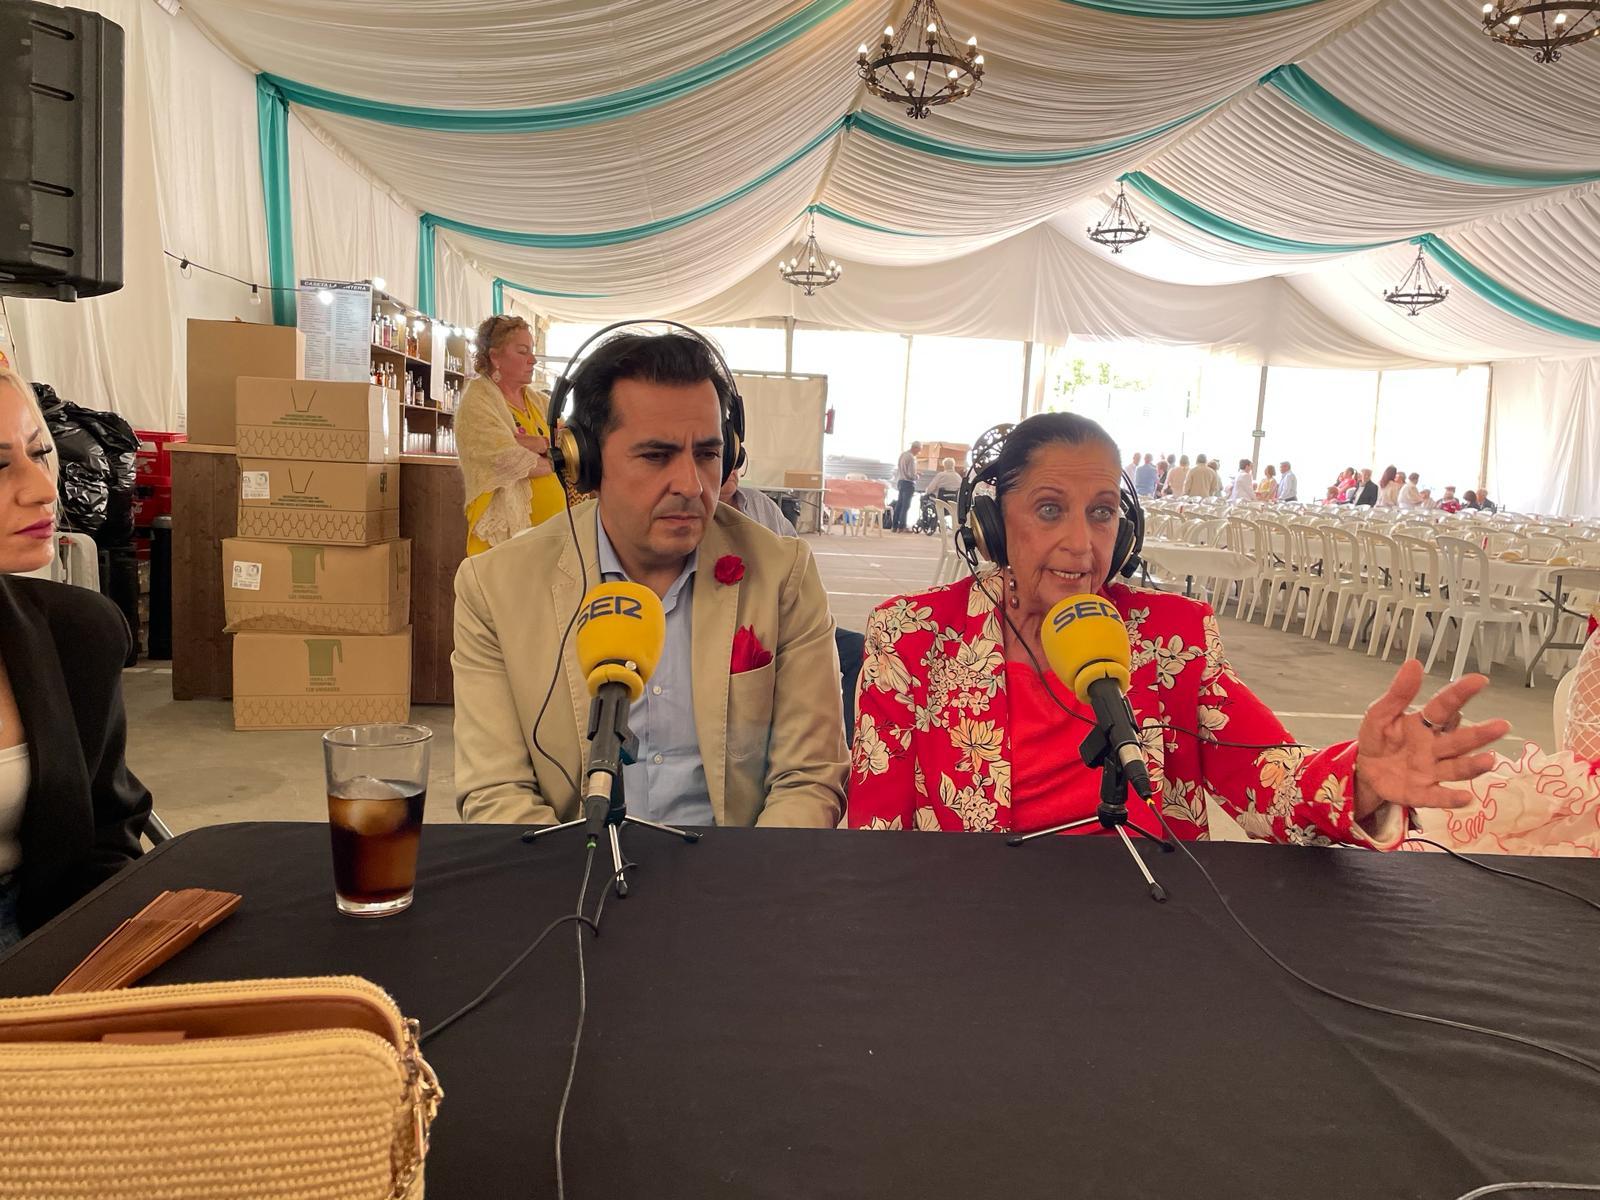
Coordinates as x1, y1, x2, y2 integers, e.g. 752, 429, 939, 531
521, 693, 700, 899
1006, 723, 1174, 903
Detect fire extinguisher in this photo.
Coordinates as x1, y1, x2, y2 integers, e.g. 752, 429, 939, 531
824, 406, 835, 435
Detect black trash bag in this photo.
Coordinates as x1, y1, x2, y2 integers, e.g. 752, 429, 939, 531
33, 383, 110, 534
67, 403, 139, 548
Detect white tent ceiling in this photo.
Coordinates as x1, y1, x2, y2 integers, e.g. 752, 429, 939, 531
167, 0, 1600, 367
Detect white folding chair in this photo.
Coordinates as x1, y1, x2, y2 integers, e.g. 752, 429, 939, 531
1383, 535, 1450, 665
1429, 536, 1534, 680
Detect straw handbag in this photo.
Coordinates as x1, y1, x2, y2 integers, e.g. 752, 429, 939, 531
0, 976, 442, 1200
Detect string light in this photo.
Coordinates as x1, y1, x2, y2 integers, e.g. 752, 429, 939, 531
371, 276, 387, 291
178, 258, 191, 278
318, 290, 334, 305
249, 285, 260, 306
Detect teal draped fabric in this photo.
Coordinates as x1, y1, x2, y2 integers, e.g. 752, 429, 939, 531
806, 203, 926, 237
424, 116, 847, 249
1263, 65, 1600, 188
258, 0, 854, 133
848, 107, 1208, 167
1064, 0, 1325, 15
417, 217, 437, 317
496, 276, 609, 300
491, 279, 504, 316
255, 76, 295, 325
1121, 172, 1397, 254
1417, 235, 1600, 342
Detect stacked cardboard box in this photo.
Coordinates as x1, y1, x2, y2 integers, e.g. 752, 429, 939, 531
226, 378, 412, 731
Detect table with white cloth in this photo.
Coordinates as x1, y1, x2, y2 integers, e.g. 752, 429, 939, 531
1140, 539, 1254, 598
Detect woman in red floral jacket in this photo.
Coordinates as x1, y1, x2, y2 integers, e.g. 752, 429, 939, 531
846, 415, 1510, 845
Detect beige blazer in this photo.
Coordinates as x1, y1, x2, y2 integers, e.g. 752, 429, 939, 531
453, 499, 847, 827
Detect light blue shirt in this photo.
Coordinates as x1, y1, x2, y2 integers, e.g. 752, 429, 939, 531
1133, 463, 1159, 496
595, 514, 715, 826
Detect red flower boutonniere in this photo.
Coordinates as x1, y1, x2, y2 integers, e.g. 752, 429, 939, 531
714, 554, 745, 585
730, 625, 773, 675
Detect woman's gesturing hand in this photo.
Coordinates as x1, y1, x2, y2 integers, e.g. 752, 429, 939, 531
1353, 659, 1510, 820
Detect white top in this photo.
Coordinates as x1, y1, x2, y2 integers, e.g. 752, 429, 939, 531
1398, 483, 1423, 508
0, 743, 28, 876
1230, 471, 1253, 501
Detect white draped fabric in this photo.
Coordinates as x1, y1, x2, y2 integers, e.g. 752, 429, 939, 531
1489, 357, 1600, 517
8, 0, 1600, 511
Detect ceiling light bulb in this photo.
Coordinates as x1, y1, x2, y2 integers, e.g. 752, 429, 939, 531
948, 68, 958, 78
371, 276, 386, 291
858, 42, 868, 55
1481, 1, 1492, 10
1509, 12, 1520, 22
1555, 10, 1567, 22
974, 54, 984, 65
905, 68, 915, 80
249, 285, 261, 305
968, 35, 978, 45
884, 25, 894, 36
927, 21, 937, 32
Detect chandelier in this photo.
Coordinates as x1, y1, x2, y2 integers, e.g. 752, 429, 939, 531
1384, 245, 1449, 316
1481, 3, 1600, 62
858, 0, 984, 120
778, 214, 841, 295
1087, 182, 1150, 254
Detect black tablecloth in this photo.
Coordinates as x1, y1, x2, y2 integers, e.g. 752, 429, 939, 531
4, 823, 1599, 1199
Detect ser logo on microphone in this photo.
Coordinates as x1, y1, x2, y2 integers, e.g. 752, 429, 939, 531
1049, 596, 1118, 635
577, 593, 645, 633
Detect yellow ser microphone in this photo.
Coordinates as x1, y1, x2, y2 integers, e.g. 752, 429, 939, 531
573, 581, 666, 839
1039, 594, 1154, 801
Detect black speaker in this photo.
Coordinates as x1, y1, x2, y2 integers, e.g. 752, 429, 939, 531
0, 3, 123, 301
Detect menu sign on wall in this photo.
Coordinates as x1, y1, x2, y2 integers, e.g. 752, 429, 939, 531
298, 279, 372, 383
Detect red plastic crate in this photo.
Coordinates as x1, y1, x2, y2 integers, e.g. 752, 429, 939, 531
134, 431, 186, 488
134, 484, 172, 528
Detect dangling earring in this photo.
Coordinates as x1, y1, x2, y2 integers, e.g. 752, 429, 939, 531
491, 368, 502, 384
1007, 569, 1021, 609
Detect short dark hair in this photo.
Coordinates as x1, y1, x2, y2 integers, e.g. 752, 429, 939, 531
567, 331, 731, 441
992, 413, 1119, 501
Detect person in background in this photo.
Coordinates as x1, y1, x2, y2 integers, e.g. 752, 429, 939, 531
453, 331, 846, 829
1132, 453, 1159, 498
1154, 457, 1169, 495
1462, 490, 1481, 510
1477, 488, 1498, 514
1354, 468, 1379, 507
457, 314, 566, 556
1278, 461, 1297, 503
1255, 462, 1280, 502
891, 441, 921, 532
925, 456, 963, 502
1166, 454, 1191, 497
1229, 458, 1255, 502
1377, 465, 1401, 507
1399, 472, 1423, 509
1419, 487, 1438, 511
1184, 454, 1221, 498
1438, 485, 1463, 514
718, 462, 797, 538
846, 412, 1509, 841
0, 366, 151, 948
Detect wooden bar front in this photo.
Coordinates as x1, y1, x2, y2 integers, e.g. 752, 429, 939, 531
399, 456, 466, 704
169, 447, 464, 705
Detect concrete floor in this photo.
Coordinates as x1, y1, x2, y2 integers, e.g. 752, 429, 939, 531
127, 528, 1559, 834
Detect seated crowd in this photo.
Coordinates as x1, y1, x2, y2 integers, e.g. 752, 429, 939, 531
0, 333, 1588, 950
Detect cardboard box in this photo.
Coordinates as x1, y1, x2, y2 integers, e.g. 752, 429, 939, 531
236, 378, 400, 463
233, 629, 412, 731
223, 538, 411, 635
186, 320, 305, 446
784, 471, 823, 490
237, 460, 400, 545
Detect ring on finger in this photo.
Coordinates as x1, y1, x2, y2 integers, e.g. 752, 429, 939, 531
1418, 714, 1456, 735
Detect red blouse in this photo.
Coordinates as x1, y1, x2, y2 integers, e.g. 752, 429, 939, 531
1003, 662, 1101, 835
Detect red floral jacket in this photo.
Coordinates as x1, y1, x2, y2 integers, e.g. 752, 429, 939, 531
846, 570, 1405, 847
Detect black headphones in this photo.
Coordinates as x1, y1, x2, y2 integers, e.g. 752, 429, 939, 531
954, 421, 1145, 588
544, 319, 747, 495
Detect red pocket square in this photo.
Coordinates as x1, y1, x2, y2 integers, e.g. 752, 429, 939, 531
730, 625, 773, 674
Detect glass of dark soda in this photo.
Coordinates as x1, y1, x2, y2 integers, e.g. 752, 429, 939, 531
322, 723, 432, 917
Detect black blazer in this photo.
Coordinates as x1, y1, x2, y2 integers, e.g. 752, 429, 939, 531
0, 575, 150, 935
1356, 481, 1379, 507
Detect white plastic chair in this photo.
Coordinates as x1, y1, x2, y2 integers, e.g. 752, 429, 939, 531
929, 499, 964, 587
1383, 535, 1450, 664
1313, 527, 1367, 646
1430, 536, 1534, 680
18, 531, 100, 592
1254, 520, 1301, 629
1348, 530, 1405, 656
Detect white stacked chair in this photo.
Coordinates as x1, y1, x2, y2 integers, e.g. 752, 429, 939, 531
1383, 535, 1451, 664
1430, 535, 1535, 681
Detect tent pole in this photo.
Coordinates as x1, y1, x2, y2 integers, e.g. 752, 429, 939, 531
1250, 364, 1268, 470
1478, 365, 1493, 494
784, 317, 795, 376
899, 334, 913, 452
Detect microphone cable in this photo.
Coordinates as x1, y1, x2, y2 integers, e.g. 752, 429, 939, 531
529, 484, 593, 801
978, 575, 1600, 1078
1402, 836, 1600, 914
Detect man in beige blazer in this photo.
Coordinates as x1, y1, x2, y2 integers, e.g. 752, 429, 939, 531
452, 330, 846, 828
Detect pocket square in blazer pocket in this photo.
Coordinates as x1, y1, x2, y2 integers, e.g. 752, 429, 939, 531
730, 625, 773, 674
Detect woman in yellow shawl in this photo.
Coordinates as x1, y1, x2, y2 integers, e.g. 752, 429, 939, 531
456, 314, 567, 555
